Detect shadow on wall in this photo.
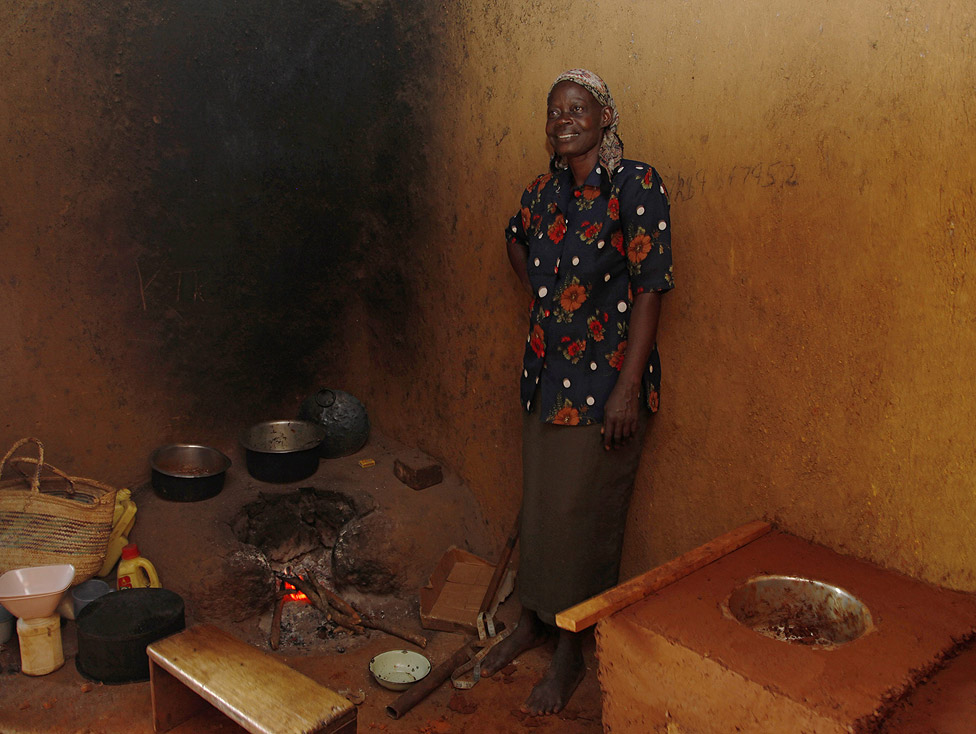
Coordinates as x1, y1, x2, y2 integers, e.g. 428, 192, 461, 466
115, 0, 438, 413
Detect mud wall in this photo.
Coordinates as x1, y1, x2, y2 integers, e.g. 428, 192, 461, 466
370, 0, 976, 591
3, 1, 975, 592
0, 0, 441, 469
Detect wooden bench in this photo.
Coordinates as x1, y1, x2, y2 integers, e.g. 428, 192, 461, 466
147, 624, 356, 734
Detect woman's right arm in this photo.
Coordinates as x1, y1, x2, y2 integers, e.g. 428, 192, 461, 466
507, 236, 532, 295
506, 200, 534, 295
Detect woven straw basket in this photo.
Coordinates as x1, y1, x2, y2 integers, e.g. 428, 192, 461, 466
0, 438, 118, 585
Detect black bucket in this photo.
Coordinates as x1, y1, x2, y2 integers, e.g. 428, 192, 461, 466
75, 588, 185, 684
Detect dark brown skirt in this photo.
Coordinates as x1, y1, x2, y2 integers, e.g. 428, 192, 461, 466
518, 405, 647, 625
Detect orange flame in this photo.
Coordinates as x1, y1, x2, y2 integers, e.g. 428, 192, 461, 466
283, 581, 309, 604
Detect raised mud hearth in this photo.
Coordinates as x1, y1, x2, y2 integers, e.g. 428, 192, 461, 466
596, 530, 976, 733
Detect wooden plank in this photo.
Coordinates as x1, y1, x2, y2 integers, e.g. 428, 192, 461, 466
147, 624, 355, 734
555, 520, 772, 632
150, 659, 209, 733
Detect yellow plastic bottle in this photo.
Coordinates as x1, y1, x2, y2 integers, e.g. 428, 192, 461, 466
116, 543, 161, 590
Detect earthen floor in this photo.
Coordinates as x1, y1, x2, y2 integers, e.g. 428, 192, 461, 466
0, 432, 602, 734
2, 431, 975, 732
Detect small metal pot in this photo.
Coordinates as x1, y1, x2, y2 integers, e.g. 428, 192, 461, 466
150, 444, 231, 502
239, 420, 326, 483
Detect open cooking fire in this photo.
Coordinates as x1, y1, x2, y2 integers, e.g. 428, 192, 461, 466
283, 578, 310, 604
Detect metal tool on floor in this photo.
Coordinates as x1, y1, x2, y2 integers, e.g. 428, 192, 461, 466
450, 512, 521, 690
387, 512, 521, 717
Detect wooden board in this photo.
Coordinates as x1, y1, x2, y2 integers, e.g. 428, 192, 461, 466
148, 624, 355, 734
555, 520, 772, 632
419, 547, 495, 633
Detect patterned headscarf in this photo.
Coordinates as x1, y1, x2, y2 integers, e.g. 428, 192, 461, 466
548, 68, 623, 174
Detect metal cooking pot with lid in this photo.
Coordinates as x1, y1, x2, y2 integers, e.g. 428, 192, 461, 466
297, 389, 370, 458
239, 420, 326, 483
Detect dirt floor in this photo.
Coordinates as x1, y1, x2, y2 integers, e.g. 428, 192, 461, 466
2, 432, 976, 733
0, 432, 603, 734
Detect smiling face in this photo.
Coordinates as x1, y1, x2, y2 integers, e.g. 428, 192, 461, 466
545, 80, 612, 170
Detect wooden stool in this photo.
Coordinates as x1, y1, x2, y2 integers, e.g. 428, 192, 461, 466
147, 624, 356, 734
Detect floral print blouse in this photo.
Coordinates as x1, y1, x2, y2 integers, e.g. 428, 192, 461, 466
507, 160, 674, 426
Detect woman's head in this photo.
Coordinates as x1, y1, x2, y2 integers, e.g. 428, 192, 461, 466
547, 69, 622, 174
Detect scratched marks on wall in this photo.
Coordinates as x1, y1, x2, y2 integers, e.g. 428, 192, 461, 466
668, 161, 799, 203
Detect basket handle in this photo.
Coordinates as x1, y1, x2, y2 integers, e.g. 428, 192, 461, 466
6, 456, 121, 499
0, 437, 44, 492
8, 456, 79, 494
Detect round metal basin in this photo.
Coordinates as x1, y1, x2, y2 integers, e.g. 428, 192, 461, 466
726, 575, 873, 647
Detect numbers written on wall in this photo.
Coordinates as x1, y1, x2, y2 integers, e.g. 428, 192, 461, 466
669, 161, 799, 203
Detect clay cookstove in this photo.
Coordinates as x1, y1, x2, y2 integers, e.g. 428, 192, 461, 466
596, 530, 976, 733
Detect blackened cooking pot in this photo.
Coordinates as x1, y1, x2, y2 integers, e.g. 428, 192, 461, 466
239, 420, 326, 483
297, 388, 370, 458
76, 587, 185, 684
150, 444, 231, 502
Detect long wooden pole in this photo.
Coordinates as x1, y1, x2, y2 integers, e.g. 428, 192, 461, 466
555, 520, 772, 632
477, 511, 520, 615
386, 640, 477, 720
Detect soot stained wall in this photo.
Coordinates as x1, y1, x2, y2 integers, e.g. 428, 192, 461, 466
0, 0, 440, 476
126, 1, 425, 407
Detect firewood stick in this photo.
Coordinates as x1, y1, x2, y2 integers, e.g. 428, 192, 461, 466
299, 569, 362, 624
278, 574, 327, 609
346, 598, 427, 649
360, 616, 427, 649
270, 592, 287, 650
328, 611, 366, 636
278, 574, 365, 634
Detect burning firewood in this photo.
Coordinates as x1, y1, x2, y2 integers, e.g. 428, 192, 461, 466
270, 592, 287, 650
276, 573, 366, 635
275, 571, 426, 649
297, 569, 362, 624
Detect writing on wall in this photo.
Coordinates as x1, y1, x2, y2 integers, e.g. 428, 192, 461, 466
669, 161, 799, 203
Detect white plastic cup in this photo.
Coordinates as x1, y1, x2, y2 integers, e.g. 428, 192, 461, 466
72, 579, 112, 617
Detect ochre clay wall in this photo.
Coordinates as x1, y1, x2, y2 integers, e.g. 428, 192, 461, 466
371, 0, 976, 591
3, 1, 975, 592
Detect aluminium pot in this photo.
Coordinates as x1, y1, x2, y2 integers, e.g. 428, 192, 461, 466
150, 444, 231, 502
239, 420, 326, 483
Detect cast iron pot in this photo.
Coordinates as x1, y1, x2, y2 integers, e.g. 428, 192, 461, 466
150, 444, 231, 502
239, 420, 326, 483
76, 587, 185, 684
297, 388, 370, 458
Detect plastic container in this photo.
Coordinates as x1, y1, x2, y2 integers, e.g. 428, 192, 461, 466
72, 579, 113, 616
98, 489, 138, 577
17, 615, 64, 675
0, 564, 75, 619
76, 587, 185, 683
116, 544, 161, 590
0, 605, 12, 644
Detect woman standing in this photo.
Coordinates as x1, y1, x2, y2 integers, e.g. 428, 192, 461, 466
482, 69, 674, 715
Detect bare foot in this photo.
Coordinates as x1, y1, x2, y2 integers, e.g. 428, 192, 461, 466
480, 608, 550, 678
521, 630, 585, 716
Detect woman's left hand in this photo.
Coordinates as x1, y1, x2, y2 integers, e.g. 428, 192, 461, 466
602, 382, 641, 450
